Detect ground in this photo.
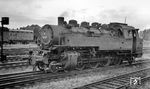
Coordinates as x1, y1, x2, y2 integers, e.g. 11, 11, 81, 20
0, 41, 150, 89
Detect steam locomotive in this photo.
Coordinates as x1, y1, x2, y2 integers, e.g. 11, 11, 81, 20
34, 17, 143, 72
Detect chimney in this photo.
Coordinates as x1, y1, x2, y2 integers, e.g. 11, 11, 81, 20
58, 17, 64, 26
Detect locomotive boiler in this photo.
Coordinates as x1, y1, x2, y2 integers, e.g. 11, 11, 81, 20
35, 17, 143, 72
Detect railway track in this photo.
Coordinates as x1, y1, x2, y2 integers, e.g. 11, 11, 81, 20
0, 59, 149, 89
5, 55, 29, 62
74, 67, 150, 89
0, 44, 39, 62
0, 61, 29, 69
0, 69, 72, 89
0, 71, 44, 89
0, 54, 29, 63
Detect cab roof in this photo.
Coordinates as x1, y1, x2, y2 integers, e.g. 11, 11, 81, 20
109, 22, 135, 30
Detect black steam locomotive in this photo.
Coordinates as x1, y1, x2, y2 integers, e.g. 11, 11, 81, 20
33, 17, 143, 72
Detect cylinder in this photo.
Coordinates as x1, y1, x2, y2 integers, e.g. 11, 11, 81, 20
58, 17, 64, 26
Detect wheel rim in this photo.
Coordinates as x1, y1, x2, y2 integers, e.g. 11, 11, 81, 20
37, 62, 46, 71
49, 61, 58, 73
117, 59, 123, 65
90, 62, 99, 68
99, 59, 111, 67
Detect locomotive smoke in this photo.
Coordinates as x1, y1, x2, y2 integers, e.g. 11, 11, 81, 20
59, 11, 70, 18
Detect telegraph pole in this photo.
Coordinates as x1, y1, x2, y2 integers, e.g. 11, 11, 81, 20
1, 21, 4, 62
0, 17, 9, 63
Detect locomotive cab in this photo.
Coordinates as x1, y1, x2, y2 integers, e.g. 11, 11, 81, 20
109, 23, 142, 58
123, 28, 143, 57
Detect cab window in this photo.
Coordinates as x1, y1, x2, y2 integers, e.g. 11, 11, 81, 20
123, 30, 133, 39
128, 30, 132, 38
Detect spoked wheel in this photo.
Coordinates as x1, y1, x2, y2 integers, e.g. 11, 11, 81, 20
49, 61, 59, 73
99, 58, 111, 67
76, 62, 86, 71
33, 63, 43, 71
36, 61, 47, 71
114, 58, 123, 65
90, 62, 99, 68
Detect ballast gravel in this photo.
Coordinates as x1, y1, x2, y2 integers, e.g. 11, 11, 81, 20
24, 62, 150, 89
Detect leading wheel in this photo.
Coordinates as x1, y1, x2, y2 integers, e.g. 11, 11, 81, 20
36, 61, 46, 71
49, 61, 58, 73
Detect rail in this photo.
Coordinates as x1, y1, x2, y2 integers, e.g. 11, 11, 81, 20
74, 68, 150, 89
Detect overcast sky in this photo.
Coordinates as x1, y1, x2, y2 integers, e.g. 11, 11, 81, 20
0, 0, 150, 30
